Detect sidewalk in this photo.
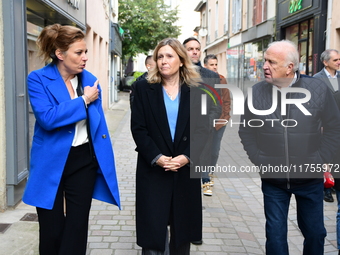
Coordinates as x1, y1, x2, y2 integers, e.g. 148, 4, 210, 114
0, 92, 339, 255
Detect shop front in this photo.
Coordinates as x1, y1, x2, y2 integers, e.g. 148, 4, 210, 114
276, 0, 328, 75
227, 18, 274, 94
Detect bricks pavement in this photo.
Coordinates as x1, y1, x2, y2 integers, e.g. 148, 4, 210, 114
0, 92, 338, 255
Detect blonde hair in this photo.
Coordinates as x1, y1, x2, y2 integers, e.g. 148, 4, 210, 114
147, 38, 201, 86
37, 24, 85, 63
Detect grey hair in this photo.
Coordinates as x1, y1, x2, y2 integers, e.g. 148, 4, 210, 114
267, 40, 299, 72
320, 49, 339, 63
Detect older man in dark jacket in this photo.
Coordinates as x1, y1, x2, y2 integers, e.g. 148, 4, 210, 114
239, 40, 340, 255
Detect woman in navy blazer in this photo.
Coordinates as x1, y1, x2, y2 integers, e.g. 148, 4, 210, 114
131, 38, 212, 255
22, 24, 120, 255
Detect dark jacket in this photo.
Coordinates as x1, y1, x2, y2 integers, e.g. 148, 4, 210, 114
129, 71, 148, 109
239, 72, 340, 189
314, 70, 340, 189
196, 62, 222, 122
330, 91, 340, 189
131, 79, 211, 250
313, 68, 340, 93
196, 64, 222, 166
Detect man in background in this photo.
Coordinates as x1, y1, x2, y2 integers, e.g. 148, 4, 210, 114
314, 49, 340, 202
203, 54, 231, 194
183, 37, 221, 197
129, 55, 156, 109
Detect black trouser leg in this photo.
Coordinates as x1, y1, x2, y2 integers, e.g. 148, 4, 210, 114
37, 143, 97, 255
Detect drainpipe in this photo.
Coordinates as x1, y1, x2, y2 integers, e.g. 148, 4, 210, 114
325, 0, 332, 49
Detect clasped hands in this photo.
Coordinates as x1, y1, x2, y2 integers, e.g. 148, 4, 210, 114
83, 80, 99, 105
156, 155, 189, 172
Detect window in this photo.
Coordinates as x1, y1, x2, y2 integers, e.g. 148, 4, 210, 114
232, 0, 241, 34
215, 1, 219, 38
285, 19, 314, 75
208, 9, 211, 43
224, 0, 229, 33
249, 0, 268, 26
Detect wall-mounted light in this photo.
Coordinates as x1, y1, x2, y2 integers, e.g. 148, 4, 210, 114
67, 0, 80, 10
199, 27, 208, 37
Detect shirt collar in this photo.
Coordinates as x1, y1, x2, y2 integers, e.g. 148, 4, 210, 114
288, 73, 297, 87
324, 68, 338, 78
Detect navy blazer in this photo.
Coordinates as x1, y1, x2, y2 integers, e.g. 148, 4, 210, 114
23, 63, 120, 209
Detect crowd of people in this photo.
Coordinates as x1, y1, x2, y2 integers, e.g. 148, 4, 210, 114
22, 23, 340, 255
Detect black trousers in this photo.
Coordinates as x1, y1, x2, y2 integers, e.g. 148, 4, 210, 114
142, 207, 191, 255
36, 143, 98, 255
142, 229, 190, 255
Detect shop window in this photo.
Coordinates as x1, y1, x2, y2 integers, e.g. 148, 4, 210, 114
226, 37, 271, 94
285, 19, 314, 75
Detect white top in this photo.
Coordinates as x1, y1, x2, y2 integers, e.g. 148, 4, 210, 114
70, 76, 89, 147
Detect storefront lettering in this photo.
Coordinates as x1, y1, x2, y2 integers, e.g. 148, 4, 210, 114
289, 0, 302, 14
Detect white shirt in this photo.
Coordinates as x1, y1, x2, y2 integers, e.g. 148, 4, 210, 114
288, 73, 298, 87
70, 76, 89, 147
324, 68, 339, 91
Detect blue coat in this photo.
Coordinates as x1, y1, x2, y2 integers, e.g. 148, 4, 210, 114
22, 63, 120, 210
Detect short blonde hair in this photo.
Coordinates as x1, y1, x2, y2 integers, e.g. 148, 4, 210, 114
147, 38, 201, 86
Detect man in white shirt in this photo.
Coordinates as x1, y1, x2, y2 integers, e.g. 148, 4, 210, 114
314, 49, 340, 203
314, 49, 340, 92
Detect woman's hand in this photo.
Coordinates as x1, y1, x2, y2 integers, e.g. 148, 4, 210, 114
83, 80, 99, 104
162, 155, 189, 172
156, 155, 173, 168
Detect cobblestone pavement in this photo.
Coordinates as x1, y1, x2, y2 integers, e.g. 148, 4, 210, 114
0, 92, 338, 255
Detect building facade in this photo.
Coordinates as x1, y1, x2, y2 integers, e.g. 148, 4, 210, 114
194, 0, 337, 93
195, 0, 276, 93
325, 0, 340, 53
276, 0, 328, 75
0, 0, 5, 211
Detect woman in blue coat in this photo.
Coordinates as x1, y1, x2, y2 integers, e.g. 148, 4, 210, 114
22, 24, 120, 255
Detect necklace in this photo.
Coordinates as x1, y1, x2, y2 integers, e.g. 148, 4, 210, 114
164, 86, 178, 101
165, 89, 174, 100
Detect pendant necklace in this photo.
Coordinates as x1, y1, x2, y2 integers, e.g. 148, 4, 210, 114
165, 85, 178, 100
165, 89, 174, 100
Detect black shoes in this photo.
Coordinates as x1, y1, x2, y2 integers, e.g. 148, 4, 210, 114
191, 240, 203, 245
324, 191, 334, 203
